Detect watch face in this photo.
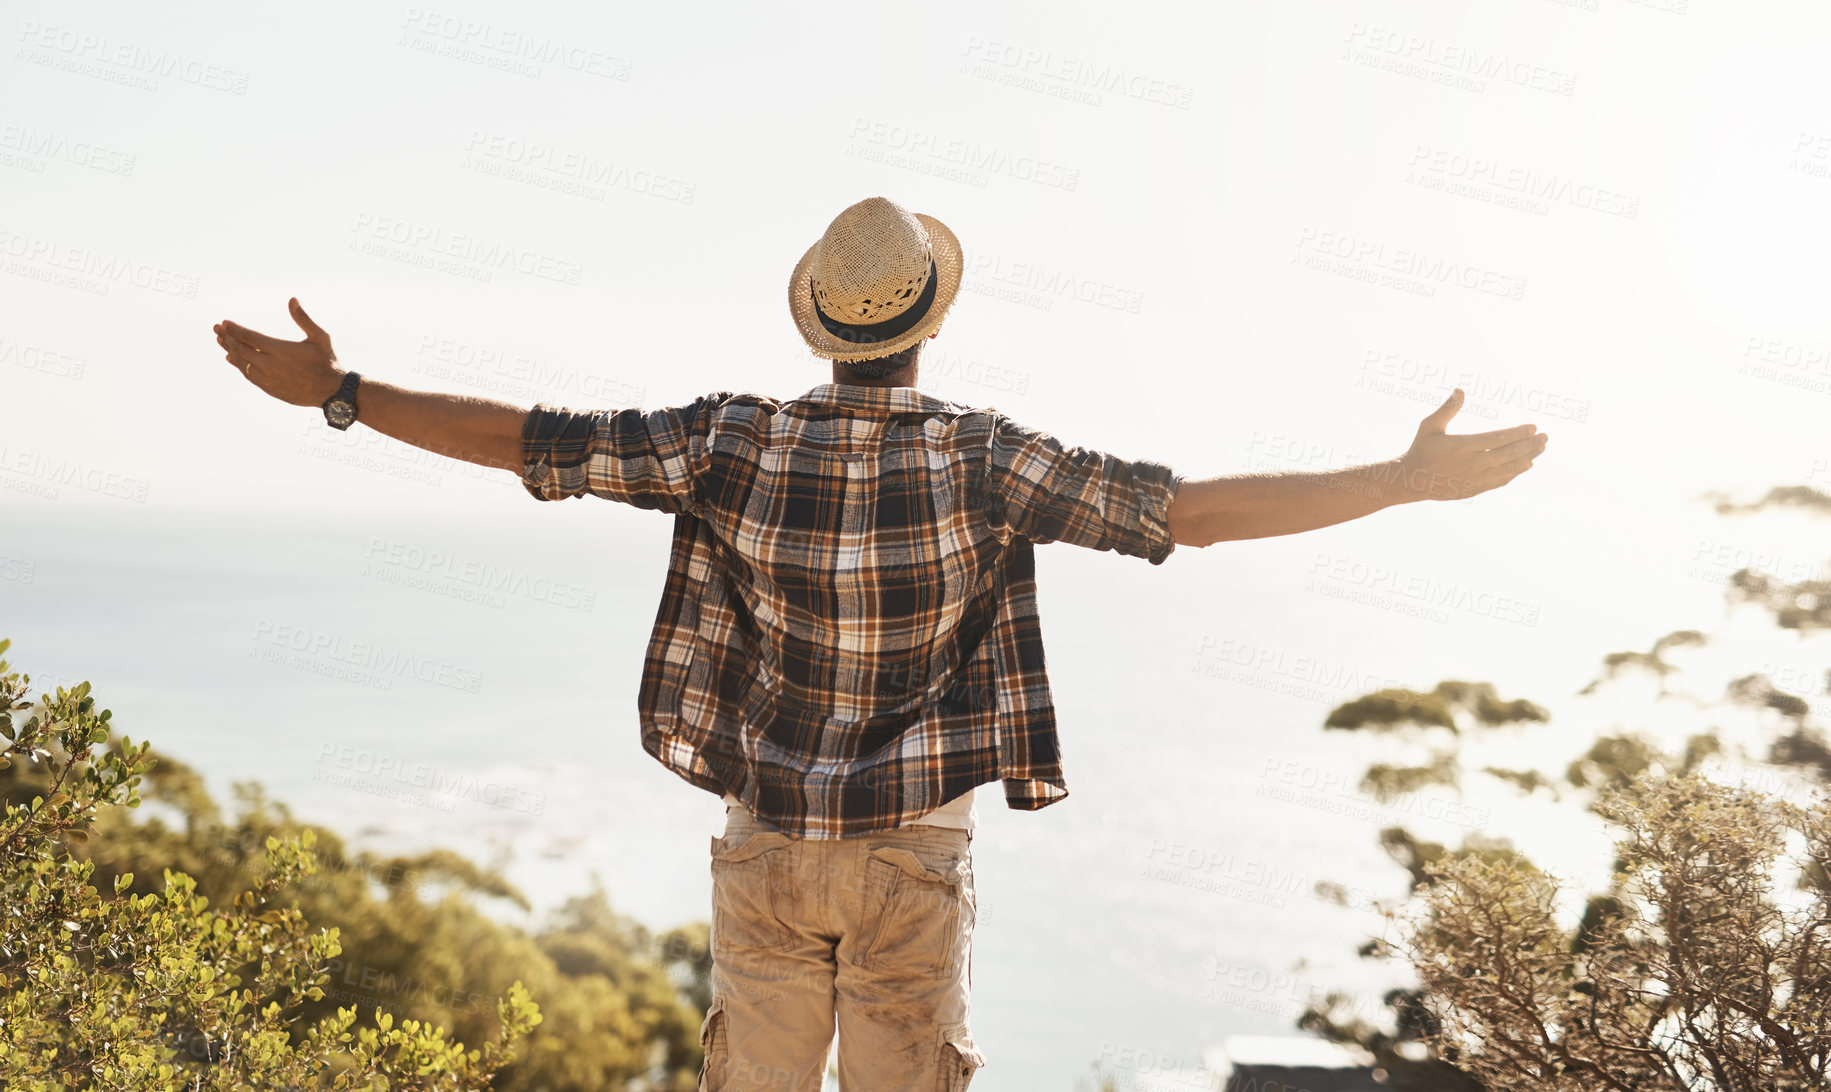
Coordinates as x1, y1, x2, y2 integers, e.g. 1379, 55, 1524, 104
326, 400, 357, 429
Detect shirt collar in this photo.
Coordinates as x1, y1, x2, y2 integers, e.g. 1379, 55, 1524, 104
793, 383, 959, 414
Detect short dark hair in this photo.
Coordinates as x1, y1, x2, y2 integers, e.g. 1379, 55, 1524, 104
837, 339, 922, 380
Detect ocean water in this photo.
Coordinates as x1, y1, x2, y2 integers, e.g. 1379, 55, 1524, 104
0, 494, 1772, 1089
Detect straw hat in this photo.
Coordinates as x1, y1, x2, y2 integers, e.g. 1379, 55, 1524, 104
788, 197, 964, 362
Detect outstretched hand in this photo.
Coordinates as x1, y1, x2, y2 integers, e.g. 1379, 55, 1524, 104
1396, 389, 1548, 501
213, 298, 344, 407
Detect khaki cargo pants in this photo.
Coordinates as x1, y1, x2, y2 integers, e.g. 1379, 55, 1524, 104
698, 804, 984, 1090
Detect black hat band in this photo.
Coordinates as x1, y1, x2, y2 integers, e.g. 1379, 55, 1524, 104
810, 258, 938, 345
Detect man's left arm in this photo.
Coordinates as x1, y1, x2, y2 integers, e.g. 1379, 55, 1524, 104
215, 299, 527, 471
519, 400, 714, 512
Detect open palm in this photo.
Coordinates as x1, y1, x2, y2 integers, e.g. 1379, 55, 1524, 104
213, 297, 343, 407
1398, 389, 1548, 501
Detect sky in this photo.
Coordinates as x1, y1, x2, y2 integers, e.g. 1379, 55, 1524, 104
6, 0, 1831, 1087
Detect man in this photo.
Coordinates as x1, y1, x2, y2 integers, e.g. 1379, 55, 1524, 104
214, 196, 1547, 1091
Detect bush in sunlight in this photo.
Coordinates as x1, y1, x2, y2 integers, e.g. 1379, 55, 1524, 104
0, 638, 711, 1091
1400, 773, 1827, 1090
1301, 483, 1831, 1091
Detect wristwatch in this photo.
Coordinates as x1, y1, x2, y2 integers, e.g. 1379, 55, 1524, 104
322, 372, 361, 431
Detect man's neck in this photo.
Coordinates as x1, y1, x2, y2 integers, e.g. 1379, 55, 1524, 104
829, 362, 919, 388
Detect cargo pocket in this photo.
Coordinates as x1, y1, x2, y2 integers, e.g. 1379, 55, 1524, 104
860, 841, 972, 980
697, 996, 727, 1090
938, 1022, 985, 1090
709, 829, 796, 956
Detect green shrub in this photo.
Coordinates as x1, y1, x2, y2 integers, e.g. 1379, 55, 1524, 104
0, 637, 705, 1089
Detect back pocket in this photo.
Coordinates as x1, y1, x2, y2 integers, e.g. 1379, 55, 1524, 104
859, 840, 973, 980
709, 830, 796, 955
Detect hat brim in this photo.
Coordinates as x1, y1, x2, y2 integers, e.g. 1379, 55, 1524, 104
788, 212, 965, 362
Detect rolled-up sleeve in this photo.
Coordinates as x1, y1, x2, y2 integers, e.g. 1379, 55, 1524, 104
521, 396, 718, 513
982, 415, 1182, 564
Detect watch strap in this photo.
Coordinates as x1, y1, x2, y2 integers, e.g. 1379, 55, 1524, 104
322, 371, 362, 430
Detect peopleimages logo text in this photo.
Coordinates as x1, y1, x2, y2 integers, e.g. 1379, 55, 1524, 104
315, 744, 545, 816
249, 621, 484, 693
1345, 24, 1577, 96
0, 227, 200, 298
0, 446, 150, 502
1295, 228, 1527, 302
847, 118, 1080, 191
362, 538, 597, 612
15, 21, 251, 94
964, 253, 1143, 313
399, 8, 631, 80
1307, 552, 1541, 627
959, 37, 1193, 108
349, 213, 584, 286
0, 123, 136, 175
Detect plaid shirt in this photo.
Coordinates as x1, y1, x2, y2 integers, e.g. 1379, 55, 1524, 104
520, 383, 1181, 838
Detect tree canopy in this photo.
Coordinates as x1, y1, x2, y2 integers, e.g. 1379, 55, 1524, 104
0, 637, 710, 1091
1301, 483, 1831, 1091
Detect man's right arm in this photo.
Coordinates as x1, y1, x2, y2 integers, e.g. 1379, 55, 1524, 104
215, 298, 527, 472
1167, 390, 1546, 547
982, 413, 1181, 564
1166, 461, 1413, 547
